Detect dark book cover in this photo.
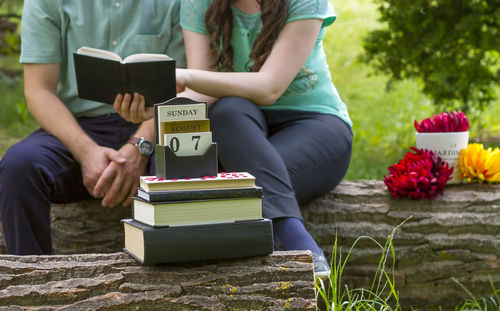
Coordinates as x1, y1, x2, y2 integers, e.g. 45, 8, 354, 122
155, 143, 218, 179
73, 53, 176, 106
122, 218, 274, 265
137, 186, 263, 202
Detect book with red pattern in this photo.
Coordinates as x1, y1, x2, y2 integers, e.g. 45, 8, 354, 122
139, 172, 256, 192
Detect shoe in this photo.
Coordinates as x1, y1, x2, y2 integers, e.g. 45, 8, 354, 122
312, 251, 331, 281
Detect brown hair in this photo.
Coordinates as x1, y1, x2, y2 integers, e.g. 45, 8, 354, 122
205, 0, 291, 72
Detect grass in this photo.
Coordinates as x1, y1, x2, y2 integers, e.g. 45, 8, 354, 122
452, 277, 500, 311
315, 219, 408, 311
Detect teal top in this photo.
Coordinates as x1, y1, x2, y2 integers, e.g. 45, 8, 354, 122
20, 0, 186, 117
180, 0, 351, 126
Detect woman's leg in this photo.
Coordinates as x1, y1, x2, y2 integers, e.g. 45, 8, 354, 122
209, 97, 302, 221
265, 110, 353, 205
209, 97, 352, 255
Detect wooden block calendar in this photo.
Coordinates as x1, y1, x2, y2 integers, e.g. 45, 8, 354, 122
154, 97, 218, 179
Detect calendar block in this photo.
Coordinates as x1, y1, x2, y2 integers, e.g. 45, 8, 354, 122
155, 143, 218, 179
163, 132, 212, 157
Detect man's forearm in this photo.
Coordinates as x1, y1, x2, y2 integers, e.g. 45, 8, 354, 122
26, 88, 96, 163
130, 118, 155, 143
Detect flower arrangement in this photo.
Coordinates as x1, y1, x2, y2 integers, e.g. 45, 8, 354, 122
384, 147, 454, 199
458, 143, 500, 183
414, 111, 469, 133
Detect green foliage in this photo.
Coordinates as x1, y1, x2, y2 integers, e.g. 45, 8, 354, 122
325, 0, 500, 180
0, 72, 37, 156
361, 0, 500, 115
0, 0, 22, 14
0, 30, 20, 55
325, 0, 434, 180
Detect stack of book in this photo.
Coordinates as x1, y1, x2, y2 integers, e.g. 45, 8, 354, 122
122, 98, 273, 265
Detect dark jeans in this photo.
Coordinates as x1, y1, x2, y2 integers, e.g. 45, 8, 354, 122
209, 97, 353, 221
0, 114, 154, 255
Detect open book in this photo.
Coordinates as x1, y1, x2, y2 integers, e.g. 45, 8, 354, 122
73, 47, 176, 106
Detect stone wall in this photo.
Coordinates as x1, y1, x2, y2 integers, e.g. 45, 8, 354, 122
0, 251, 316, 310
302, 180, 500, 310
0, 180, 499, 309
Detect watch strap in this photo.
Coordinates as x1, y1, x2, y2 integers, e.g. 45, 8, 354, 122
127, 137, 142, 145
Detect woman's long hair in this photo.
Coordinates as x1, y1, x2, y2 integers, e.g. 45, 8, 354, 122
205, 0, 291, 72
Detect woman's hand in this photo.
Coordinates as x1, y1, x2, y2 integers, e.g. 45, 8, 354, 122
113, 92, 154, 124
176, 68, 187, 93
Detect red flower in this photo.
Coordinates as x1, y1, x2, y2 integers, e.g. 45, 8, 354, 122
414, 111, 469, 133
384, 148, 454, 199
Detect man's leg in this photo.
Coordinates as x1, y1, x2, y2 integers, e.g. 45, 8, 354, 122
0, 129, 90, 254
0, 114, 142, 255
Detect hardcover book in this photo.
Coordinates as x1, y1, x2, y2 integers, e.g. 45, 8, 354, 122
132, 195, 262, 227
122, 218, 274, 265
140, 172, 256, 192
136, 186, 263, 202
74, 47, 176, 106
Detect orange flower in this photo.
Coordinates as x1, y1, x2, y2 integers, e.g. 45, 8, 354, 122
458, 143, 500, 183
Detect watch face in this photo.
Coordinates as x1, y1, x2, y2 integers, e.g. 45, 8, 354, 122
138, 140, 154, 155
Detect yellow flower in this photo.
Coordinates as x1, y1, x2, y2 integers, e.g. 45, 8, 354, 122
458, 143, 500, 182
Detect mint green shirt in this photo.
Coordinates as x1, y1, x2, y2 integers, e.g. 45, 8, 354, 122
20, 0, 186, 117
180, 0, 351, 126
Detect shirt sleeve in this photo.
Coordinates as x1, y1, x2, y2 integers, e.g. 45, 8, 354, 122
20, 0, 62, 63
166, 2, 187, 68
286, 0, 336, 28
180, 0, 210, 35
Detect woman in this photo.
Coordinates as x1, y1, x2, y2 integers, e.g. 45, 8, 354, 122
117, 0, 352, 279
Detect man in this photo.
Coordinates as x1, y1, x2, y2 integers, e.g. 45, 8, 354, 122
0, 0, 185, 255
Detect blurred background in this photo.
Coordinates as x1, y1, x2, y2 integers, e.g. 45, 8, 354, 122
0, 0, 498, 180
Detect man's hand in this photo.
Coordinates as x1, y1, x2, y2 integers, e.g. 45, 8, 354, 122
79, 145, 127, 197
93, 143, 149, 207
113, 92, 154, 124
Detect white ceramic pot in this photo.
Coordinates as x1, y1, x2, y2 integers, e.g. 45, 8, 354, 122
415, 131, 469, 184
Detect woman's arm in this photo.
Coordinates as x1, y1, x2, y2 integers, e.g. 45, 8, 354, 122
179, 18, 323, 106
178, 29, 219, 106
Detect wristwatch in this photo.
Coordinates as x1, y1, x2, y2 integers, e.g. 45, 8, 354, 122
127, 137, 154, 156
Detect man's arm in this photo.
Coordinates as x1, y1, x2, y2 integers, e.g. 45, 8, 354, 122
24, 63, 127, 197
94, 117, 154, 207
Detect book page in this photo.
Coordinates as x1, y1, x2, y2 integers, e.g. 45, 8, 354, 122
76, 47, 122, 62
123, 53, 172, 63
